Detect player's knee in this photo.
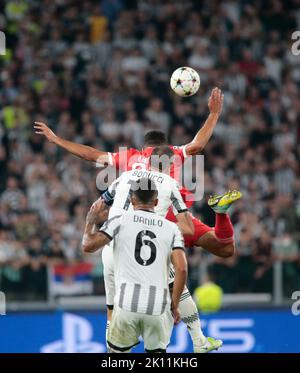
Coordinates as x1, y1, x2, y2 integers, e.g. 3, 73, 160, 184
219, 243, 235, 258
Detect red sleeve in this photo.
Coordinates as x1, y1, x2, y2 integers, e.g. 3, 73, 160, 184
170, 145, 190, 162
108, 148, 135, 171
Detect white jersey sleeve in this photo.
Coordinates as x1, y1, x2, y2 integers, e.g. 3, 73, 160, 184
108, 171, 135, 212
170, 179, 188, 215
171, 224, 185, 250
99, 214, 122, 240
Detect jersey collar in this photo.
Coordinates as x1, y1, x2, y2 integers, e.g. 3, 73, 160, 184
136, 208, 155, 213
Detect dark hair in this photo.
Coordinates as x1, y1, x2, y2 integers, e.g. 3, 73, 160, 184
144, 130, 167, 146
131, 178, 158, 204
150, 146, 174, 172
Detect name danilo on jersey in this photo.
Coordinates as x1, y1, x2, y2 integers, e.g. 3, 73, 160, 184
133, 214, 163, 227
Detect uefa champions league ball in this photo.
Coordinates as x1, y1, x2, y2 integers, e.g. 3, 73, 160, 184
170, 66, 200, 97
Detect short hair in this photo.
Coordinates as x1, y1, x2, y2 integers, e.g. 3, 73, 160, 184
131, 178, 158, 204
150, 146, 174, 172
144, 130, 167, 146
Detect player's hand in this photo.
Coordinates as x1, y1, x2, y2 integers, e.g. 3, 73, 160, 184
208, 87, 224, 116
171, 305, 181, 325
34, 121, 57, 143
86, 198, 108, 225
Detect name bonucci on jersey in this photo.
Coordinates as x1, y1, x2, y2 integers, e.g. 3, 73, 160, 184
107, 169, 188, 219
100, 210, 184, 316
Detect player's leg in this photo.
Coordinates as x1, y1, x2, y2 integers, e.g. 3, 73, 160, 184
169, 283, 222, 352
177, 191, 241, 352
169, 264, 217, 352
180, 190, 242, 352
107, 306, 140, 353
177, 286, 206, 350
179, 288, 223, 353
193, 190, 242, 256
141, 309, 174, 353
195, 230, 234, 257
102, 245, 115, 345
187, 217, 235, 258
186, 190, 242, 257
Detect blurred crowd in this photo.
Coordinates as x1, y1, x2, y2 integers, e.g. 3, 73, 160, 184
0, 0, 300, 301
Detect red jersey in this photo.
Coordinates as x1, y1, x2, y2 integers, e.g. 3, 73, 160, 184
108, 145, 194, 208
107, 146, 214, 247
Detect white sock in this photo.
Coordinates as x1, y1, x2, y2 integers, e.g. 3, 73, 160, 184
179, 287, 206, 352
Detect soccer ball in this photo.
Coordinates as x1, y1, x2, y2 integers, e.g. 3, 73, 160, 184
170, 66, 200, 97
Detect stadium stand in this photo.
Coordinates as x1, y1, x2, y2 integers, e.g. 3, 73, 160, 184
0, 0, 299, 302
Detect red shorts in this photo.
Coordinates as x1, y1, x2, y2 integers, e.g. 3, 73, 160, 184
165, 209, 213, 247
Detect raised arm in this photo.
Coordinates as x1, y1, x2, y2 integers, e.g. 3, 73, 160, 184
82, 199, 111, 253
185, 87, 224, 156
34, 121, 110, 163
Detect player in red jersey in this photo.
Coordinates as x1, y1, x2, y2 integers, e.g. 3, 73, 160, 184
34, 88, 234, 258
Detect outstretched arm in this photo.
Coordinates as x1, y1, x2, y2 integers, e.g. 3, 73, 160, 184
185, 87, 224, 156
34, 121, 110, 163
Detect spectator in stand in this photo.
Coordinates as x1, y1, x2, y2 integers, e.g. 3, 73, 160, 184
0, 0, 299, 300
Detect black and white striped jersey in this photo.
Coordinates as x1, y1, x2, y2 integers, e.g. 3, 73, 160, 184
106, 169, 188, 219
99, 209, 184, 316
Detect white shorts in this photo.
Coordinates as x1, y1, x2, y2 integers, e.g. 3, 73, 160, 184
102, 245, 115, 307
107, 305, 174, 352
